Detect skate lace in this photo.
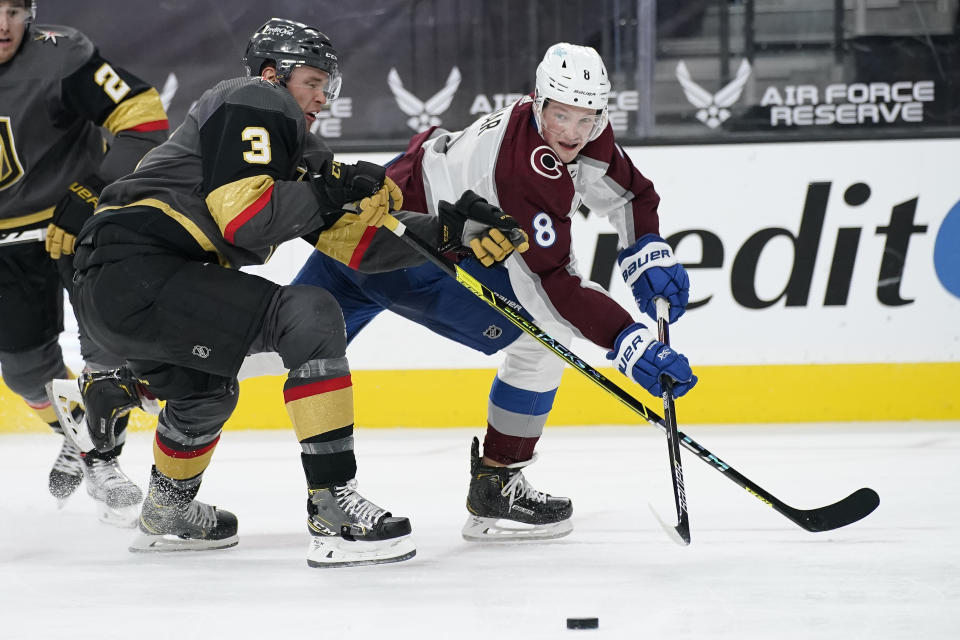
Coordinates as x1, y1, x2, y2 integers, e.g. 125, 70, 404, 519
52, 438, 84, 473
86, 459, 134, 491
182, 500, 217, 530
501, 471, 548, 506
335, 480, 386, 528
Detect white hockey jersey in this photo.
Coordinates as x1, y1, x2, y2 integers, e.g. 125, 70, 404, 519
387, 96, 663, 350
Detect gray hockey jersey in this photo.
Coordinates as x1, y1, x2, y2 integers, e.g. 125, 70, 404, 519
0, 24, 167, 232
93, 76, 432, 272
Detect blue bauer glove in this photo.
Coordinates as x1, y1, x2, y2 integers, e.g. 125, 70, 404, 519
617, 234, 689, 323
605, 323, 697, 397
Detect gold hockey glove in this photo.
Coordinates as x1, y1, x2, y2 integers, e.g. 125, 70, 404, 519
351, 176, 403, 227
438, 190, 529, 267
46, 174, 105, 259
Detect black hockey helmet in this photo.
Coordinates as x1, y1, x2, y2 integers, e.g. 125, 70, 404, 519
243, 18, 341, 99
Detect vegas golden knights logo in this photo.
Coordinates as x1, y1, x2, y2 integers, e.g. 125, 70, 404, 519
0, 117, 26, 191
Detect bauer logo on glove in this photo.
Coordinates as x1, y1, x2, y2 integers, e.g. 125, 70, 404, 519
618, 233, 690, 324
606, 322, 697, 398
45, 174, 105, 259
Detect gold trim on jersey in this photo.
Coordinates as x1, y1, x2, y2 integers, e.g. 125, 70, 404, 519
96, 199, 230, 267
0, 116, 26, 191
205, 174, 274, 239
101, 88, 168, 135
312, 214, 370, 265
0, 206, 54, 230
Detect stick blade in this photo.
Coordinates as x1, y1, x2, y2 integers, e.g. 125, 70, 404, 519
787, 487, 880, 532
648, 503, 691, 546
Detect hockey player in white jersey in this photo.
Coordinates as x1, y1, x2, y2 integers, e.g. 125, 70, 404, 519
292, 43, 697, 541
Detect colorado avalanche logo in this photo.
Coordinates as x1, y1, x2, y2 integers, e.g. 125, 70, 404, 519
530, 146, 563, 179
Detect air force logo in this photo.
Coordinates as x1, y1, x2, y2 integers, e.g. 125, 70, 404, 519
388, 67, 462, 132
676, 59, 752, 129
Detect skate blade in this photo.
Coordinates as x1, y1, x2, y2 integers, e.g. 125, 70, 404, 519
52, 484, 82, 509
461, 515, 573, 542
129, 532, 239, 553
306, 534, 416, 568
95, 503, 141, 529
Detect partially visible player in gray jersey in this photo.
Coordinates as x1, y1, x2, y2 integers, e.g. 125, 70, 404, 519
63, 17, 527, 567
0, 0, 168, 526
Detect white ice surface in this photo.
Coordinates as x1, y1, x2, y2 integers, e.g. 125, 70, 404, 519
1, 423, 957, 639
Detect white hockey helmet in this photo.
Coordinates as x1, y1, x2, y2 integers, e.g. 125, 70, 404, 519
534, 43, 611, 141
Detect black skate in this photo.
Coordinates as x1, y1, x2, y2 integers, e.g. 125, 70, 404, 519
129, 466, 238, 553
84, 454, 143, 528
46, 369, 159, 455
463, 437, 573, 542
306, 480, 415, 568
79, 368, 160, 452
48, 434, 84, 506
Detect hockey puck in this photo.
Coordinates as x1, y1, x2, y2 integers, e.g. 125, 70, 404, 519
566, 618, 599, 630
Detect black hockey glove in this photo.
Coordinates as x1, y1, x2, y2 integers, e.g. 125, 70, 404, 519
299, 148, 333, 177
310, 160, 402, 228
46, 174, 105, 259
310, 159, 385, 209
438, 190, 530, 267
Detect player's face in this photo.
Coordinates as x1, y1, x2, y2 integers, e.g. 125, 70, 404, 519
286, 66, 332, 126
540, 101, 601, 163
0, 2, 29, 64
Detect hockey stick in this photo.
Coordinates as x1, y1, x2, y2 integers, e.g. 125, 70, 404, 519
0, 228, 45, 246
647, 298, 691, 545
380, 212, 880, 534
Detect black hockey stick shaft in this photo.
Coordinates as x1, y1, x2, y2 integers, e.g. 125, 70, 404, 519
655, 298, 691, 544
380, 214, 879, 532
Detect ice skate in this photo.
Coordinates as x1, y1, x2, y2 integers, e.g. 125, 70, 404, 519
47, 371, 159, 455
48, 435, 84, 507
462, 437, 573, 542
129, 466, 238, 552
306, 480, 415, 568
84, 456, 143, 528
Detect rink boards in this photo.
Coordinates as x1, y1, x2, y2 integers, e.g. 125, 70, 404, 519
1, 138, 957, 432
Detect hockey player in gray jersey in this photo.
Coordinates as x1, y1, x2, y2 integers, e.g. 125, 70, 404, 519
0, 0, 168, 526
62, 18, 527, 567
